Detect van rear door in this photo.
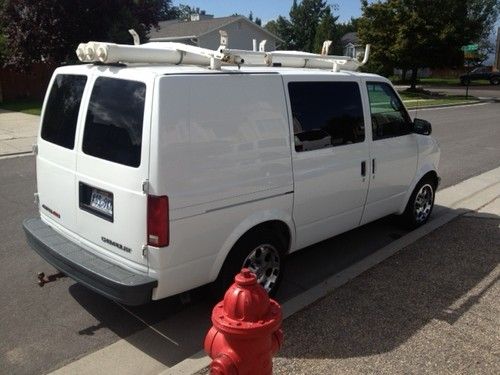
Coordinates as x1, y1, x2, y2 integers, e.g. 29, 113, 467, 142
37, 73, 88, 233
75, 76, 152, 267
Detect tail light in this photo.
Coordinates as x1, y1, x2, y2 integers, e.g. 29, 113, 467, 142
147, 195, 169, 247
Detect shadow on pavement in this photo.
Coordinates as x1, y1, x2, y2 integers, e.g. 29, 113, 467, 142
68, 206, 498, 368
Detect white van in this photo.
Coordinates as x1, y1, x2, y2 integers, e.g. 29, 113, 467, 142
23, 45, 440, 305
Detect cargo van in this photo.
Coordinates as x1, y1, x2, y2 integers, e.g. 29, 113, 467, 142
23, 41, 440, 305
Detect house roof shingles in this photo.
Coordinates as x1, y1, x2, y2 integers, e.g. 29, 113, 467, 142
150, 16, 240, 39
341, 32, 360, 45
148, 16, 282, 42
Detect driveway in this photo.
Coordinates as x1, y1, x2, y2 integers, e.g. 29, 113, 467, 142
0, 109, 39, 156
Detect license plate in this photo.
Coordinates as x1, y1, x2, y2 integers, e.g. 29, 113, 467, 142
90, 190, 113, 216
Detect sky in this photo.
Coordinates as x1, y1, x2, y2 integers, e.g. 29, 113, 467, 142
172, 0, 363, 24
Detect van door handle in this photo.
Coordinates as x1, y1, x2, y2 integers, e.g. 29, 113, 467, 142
372, 158, 376, 174
361, 161, 366, 177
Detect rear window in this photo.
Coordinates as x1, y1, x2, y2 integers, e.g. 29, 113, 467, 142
82, 77, 146, 168
41, 74, 87, 149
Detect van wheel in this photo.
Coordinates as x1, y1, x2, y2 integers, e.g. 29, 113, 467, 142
401, 177, 436, 229
211, 230, 285, 299
490, 77, 500, 85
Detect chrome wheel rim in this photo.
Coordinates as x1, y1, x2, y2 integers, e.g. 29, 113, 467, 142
242, 244, 280, 292
414, 184, 434, 223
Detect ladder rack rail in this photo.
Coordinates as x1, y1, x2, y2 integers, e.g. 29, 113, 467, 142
75, 31, 370, 72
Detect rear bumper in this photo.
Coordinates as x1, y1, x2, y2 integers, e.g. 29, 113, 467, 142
23, 218, 157, 305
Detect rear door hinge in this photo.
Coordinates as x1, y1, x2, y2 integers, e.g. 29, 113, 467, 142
32, 144, 38, 155
142, 180, 149, 195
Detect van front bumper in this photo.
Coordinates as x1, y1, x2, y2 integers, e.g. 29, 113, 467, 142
23, 218, 157, 306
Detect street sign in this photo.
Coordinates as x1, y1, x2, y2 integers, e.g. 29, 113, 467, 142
461, 44, 479, 52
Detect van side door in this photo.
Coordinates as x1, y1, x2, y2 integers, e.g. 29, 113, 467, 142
361, 81, 418, 224
285, 77, 370, 250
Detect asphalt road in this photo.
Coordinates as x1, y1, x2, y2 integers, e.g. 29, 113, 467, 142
0, 102, 499, 374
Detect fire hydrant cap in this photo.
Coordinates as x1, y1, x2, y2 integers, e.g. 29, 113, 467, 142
234, 268, 257, 286
211, 269, 282, 336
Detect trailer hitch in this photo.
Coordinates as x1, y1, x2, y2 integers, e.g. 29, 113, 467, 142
37, 271, 66, 287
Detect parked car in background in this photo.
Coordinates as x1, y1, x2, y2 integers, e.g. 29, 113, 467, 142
460, 66, 500, 85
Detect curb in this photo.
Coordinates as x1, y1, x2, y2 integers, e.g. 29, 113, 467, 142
405, 100, 482, 110
162, 166, 500, 375
0, 151, 33, 160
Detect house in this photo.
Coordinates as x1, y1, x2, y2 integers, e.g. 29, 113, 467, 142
341, 32, 364, 58
148, 15, 283, 51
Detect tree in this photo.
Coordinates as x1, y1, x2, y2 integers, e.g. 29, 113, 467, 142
1, 0, 171, 69
158, 0, 178, 21
313, 6, 339, 53
175, 4, 206, 20
289, 0, 329, 51
265, 0, 335, 52
0, 0, 5, 63
246, 11, 262, 26
358, 0, 500, 89
265, 16, 294, 49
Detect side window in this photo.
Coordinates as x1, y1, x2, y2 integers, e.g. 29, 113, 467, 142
288, 81, 365, 152
366, 82, 412, 140
41, 74, 87, 149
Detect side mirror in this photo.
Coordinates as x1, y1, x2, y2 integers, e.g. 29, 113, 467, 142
413, 118, 432, 135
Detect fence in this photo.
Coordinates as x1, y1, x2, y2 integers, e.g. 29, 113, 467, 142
0, 63, 55, 102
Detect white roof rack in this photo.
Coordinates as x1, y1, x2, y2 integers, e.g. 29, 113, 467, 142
75, 31, 370, 72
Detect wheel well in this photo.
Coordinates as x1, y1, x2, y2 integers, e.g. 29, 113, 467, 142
421, 170, 439, 189
237, 220, 291, 255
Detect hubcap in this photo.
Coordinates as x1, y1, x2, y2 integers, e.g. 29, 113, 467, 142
242, 244, 280, 293
414, 184, 434, 223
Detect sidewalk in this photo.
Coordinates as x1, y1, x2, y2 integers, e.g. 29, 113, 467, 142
272, 198, 499, 374
0, 109, 39, 156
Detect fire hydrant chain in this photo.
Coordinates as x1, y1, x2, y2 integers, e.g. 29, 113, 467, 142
204, 268, 283, 375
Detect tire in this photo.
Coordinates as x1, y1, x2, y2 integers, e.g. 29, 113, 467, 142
490, 77, 500, 85
401, 177, 436, 229
211, 229, 285, 300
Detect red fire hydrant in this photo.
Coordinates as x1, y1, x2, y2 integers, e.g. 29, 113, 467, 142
204, 268, 283, 375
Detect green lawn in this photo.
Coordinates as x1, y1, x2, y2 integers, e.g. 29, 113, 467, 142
399, 91, 479, 109
392, 77, 492, 87
0, 99, 43, 116
419, 77, 491, 86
